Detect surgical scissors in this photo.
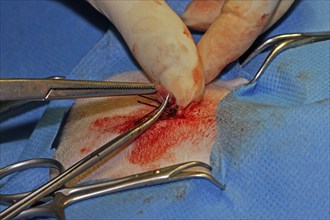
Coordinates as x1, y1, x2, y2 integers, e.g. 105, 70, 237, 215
0, 160, 224, 219
0, 94, 169, 220
241, 31, 330, 85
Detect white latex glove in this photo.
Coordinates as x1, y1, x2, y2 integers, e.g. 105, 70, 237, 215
88, 0, 204, 107
87, 0, 294, 106
182, 0, 295, 83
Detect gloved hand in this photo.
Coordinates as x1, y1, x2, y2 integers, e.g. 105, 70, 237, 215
87, 1, 294, 106
181, 0, 295, 83
87, 0, 205, 107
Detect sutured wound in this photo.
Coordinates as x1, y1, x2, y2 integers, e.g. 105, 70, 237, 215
89, 97, 215, 165
54, 71, 230, 181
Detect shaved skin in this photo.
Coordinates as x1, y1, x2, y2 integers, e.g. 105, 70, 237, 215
54, 71, 244, 184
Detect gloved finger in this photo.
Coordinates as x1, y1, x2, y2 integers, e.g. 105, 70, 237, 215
87, 0, 204, 107
262, 0, 295, 32
181, 0, 225, 32
197, 0, 280, 83
181, 0, 294, 33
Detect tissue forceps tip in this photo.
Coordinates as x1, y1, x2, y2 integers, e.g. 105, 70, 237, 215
141, 160, 226, 190
241, 31, 330, 85
165, 161, 226, 190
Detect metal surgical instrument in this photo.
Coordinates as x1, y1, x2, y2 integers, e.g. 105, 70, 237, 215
0, 78, 158, 101
241, 31, 330, 85
0, 94, 169, 220
0, 160, 224, 219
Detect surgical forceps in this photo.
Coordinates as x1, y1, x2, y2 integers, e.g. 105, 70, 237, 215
0, 94, 169, 220
0, 160, 224, 219
0, 77, 158, 101
0, 77, 159, 114
241, 31, 330, 85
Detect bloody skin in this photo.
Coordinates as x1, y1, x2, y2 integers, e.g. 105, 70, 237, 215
54, 71, 230, 180
154, 85, 179, 118
88, 86, 225, 165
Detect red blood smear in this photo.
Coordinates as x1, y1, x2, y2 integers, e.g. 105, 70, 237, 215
256, 13, 270, 28
89, 98, 217, 165
80, 147, 92, 154
183, 26, 193, 39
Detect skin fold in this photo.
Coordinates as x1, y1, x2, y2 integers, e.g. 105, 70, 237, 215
53, 71, 245, 184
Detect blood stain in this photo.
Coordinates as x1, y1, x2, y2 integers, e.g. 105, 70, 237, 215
80, 147, 92, 154
89, 96, 218, 165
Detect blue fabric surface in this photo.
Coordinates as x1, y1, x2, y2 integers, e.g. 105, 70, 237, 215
0, 0, 109, 144
1, 0, 329, 219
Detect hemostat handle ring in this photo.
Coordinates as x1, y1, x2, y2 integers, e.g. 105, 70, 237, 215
0, 158, 64, 204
